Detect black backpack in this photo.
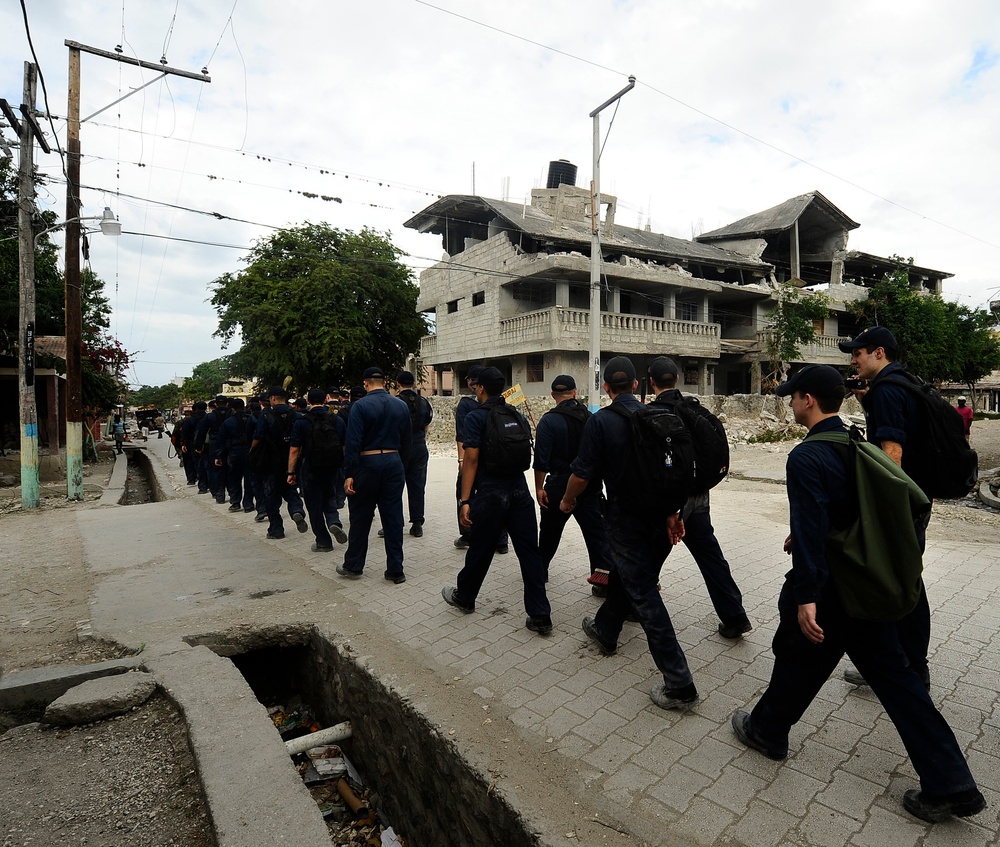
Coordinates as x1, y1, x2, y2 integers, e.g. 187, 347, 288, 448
480, 402, 533, 476
875, 373, 978, 499
547, 399, 590, 458
247, 408, 297, 475
608, 403, 695, 517
400, 391, 428, 433
304, 411, 344, 472
651, 395, 729, 494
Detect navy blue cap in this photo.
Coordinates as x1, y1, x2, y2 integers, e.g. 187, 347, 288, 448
363, 366, 386, 380
478, 366, 505, 395
774, 364, 845, 398
396, 370, 415, 386
603, 356, 636, 387
838, 326, 899, 355
551, 374, 576, 391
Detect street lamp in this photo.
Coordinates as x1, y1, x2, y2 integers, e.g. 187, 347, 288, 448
588, 76, 635, 412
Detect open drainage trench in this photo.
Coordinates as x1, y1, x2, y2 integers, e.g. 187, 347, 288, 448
204, 630, 540, 847
121, 449, 159, 505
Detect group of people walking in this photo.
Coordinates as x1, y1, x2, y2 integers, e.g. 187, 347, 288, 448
168, 324, 983, 824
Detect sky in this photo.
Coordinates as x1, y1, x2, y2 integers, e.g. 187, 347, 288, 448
3, 0, 999, 388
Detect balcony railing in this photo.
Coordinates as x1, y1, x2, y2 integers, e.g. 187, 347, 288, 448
757, 331, 851, 363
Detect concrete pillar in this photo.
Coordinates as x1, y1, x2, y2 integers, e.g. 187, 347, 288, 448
609, 286, 621, 313
699, 294, 709, 323
555, 281, 570, 308
664, 289, 676, 320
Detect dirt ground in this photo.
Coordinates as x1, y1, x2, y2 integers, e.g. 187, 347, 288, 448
2, 420, 1000, 846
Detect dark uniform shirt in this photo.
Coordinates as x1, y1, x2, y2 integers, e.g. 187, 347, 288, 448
398, 388, 433, 441
569, 392, 643, 497
455, 394, 479, 443
533, 398, 588, 475
290, 405, 347, 456
215, 410, 253, 459
462, 396, 531, 486
861, 361, 921, 486
343, 389, 412, 477
785, 416, 851, 606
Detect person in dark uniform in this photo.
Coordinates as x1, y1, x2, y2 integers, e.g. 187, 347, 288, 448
839, 327, 931, 689
441, 367, 552, 635
337, 367, 412, 583
731, 364, 984, 824
252, 386, 307, 539
334, 386, 366, 514
288, 388, 348, 552
214, 397, 254, 513
181, 401, 206, 488
561, 356, 698, 711
454, 366, 508, 554
396, 371, 433, 536
647, 356, 752, 639
533, 374, 612, 592
245, 398, 268, 522
195, 395, 230, 503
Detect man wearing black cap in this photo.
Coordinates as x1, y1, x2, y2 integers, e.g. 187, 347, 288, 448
732, 365, 984, 824
213, 397, 255, 513
395, 371, 433, 536
561, 356, 699, 711
194, 395, 232, 503
533, 374, 612, 591
647, 357, 752, 639
252, 386, 308, 539
180, 401, 206, 486
838, 326, 931, 689
337, 367, 412, 583
442, 367, 552, 635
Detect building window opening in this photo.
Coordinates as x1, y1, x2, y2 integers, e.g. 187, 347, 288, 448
472, 290, 485, 307
526, 354, 544, 383
447, 299, 459, 314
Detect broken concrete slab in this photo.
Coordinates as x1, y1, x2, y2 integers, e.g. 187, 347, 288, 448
44, 671, 156, 726
0, 655, 144, 711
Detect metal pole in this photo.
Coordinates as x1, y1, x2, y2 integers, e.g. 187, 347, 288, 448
65, 44, 84, 500
17, 62, 39, 508
587, 76, 635, 412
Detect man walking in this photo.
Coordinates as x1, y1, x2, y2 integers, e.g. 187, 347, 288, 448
337, 367, 412, 583
839, 327, 931, 688
561, 357, 698, 710
214, 397, 255, 513
181, 402, 206, 488
647, 357, 752, 639
956, 396, 973, 442
731, 364, 984, 824
252, 387, 307, 540
396, 370, 433, 536
289, 388, 348, 552
442, 367, 552, 635
533, 374, 612, 593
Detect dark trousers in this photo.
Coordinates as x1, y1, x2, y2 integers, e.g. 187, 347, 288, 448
344, 453, 405, 575
248, 469, 265, 515
750, 581, 976, 796
196, 452, 210, 492
456, 468, 508, 546
456, 478, 550, 617
300, 463, 341, 548
262, 473, 305, 535
895, 513, 931, 678
537, 473, 611, 576
182, 448, 197, 484
595, 507, 693, 689
226, 453, 254, 509
403, 439, 429, 526
681, 499, 746, 623
208, 451, 227, 500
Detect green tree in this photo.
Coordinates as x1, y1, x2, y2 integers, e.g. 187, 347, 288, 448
763, 282, 830, 385
128, 382, 184, 410
209, 223, 428, 393
952, 306, 1000, 404
181, 357, 231, 400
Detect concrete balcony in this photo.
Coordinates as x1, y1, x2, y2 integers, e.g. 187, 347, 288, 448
419, 334, 437, 359
498, 307, 720, 358
757, 332, 851, 365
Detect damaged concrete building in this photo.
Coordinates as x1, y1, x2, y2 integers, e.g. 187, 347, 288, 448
404, 162, 952, 397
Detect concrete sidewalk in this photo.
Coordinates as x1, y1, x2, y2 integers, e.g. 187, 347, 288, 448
69, 438, 1000, 844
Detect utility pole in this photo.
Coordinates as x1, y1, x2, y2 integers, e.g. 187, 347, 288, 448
587, 76, 635, 412
9, 62, 51, 508
63, 40, 209, 499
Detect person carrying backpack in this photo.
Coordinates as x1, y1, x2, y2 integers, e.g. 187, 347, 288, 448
732, 364, 984, 824
288, 388, 347, 552
214, 397, 255, 514
395, 371, 433, 536
251, 386, 307, 540
441, 367, 552, 636
838, 326, 937, 690
647, 357, 752, 640
533, 374, 612, 594
561, 356, 698, 712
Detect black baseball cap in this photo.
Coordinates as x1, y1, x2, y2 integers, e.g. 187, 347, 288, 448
362, 366, 386, 380
478, 366, 505, 395
603, 356, 636, 388
774, 364, 846, 398
466, 365, 484, 385
648, 357, 680, 384
349, 385, 366, 401
551, 374, 576, 391
396, 370, 415, 386
268, 386, 288, 399
307, 388, 326, 405
838, 326, 899, 355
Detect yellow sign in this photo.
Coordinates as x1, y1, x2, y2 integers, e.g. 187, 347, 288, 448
502, 384, 526, 406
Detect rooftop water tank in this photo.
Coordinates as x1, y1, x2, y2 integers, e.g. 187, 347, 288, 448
546, 159, 577, 189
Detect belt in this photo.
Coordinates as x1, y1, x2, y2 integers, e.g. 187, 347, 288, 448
361, 449, 398, 455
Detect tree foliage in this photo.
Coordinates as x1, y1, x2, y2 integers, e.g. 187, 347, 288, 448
848, 257, 1000, 386
764, 282, 830, 377
181, 357, 231, 401
128, 382, 184, 410
209, 223, 428, 393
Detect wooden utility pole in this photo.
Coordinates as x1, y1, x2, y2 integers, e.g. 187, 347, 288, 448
14, 63, 43, 508
63, 41, 209, 499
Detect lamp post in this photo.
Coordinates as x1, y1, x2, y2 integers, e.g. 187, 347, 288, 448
587, 76, 635, 412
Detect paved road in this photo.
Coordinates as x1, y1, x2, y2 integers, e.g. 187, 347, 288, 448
52, 438, 1000, 844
